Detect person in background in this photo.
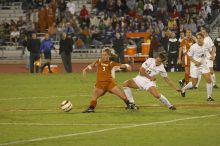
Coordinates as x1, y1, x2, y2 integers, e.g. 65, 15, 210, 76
113, 32, 125, 63
214, 32, 220, 71
167, 32, 179, 72
59, 32, 73, 73
27, 32, 41, 73
40, 33, 54, 73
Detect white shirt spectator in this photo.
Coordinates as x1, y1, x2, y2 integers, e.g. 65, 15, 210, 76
144, 3, 154, 11
67, 1, 76, 15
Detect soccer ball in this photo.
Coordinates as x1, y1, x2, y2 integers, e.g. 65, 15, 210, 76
60, 100, 72, 112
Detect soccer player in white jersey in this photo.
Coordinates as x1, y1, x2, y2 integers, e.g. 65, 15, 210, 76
181, 32, 214, 101
123, 53, 180, 110
201, 28, 218, 88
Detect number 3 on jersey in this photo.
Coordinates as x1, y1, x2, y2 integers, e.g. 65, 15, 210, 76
102, 66, 106, 71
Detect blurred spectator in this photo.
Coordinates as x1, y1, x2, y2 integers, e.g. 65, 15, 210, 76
58, 0, 67, 21
96, 0, 107, 14
167, 32, 179, 72
201, 2, 212, 21
90, 15, 99, 27
113, 32, 125, 63
40, 33, 54, 73
64, 22, 74, 37
59, 32, 73, 73
27, 32, 41, 73
67, 0, 76, 16
149, 34, 160, 57
30, 9, 39, 32
38, 7, 47, 32
10, 27, 20, 43
17, 16, 26, 28
48, 22, 57, 40
47, 8, 55, 28
75, 37, 86, 49
214, 32, 220, 71
80, 5, 89, 20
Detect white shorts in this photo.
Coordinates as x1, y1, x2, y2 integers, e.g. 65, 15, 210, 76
190, 65, 210, 78
133, 75, 156, 90
206, 59, 213, 68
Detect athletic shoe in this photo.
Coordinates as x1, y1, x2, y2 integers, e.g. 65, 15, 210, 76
126, 103, 139, 110
179, 80, 184, 87
82, 108, 95, 113
213, 84, 219, 89
181, 90, 185, 97
169, 106, 176, 110
207, 97, 215, 101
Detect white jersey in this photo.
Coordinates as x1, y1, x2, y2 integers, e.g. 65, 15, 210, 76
188, 43, 211, 67
141, 58, 167, 78
188, 43, 210, 77
204, 36, 214, 59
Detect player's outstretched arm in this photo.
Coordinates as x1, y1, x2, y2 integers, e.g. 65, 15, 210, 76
163, 77, 181, 92
82, 61, 96, 76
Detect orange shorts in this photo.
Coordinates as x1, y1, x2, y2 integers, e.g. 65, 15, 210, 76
182, 55, 190, 67
95, 80, 117, 92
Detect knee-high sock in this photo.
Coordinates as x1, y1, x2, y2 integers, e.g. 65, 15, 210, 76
159, 94, 172, 108
206, 83, 213, 98
196, 75, 202, 88
182, 82, 193, 92
123, 87, 135, 103
211, 73, 216, 85
47, 63, 51, 72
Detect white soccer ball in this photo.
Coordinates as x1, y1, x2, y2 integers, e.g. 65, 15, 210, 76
60, 100, 72, 112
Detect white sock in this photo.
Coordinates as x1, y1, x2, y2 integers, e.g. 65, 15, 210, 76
206, 83, 213, 98
159, 94, 172, 108
182, 82, 193, 92
196, 75, 202, 88
211, 74, 216, 85
123, 87, 135, 103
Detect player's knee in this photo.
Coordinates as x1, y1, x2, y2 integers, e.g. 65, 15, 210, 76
123, 80, 130, 87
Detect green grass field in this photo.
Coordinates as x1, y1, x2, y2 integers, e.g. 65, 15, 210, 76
0, 72, 220, 146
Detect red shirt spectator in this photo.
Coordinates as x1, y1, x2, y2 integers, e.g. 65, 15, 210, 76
170, 8, 180, 19
80, 5, 89, 19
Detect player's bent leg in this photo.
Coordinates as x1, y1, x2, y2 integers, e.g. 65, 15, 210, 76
209, 67, 218, 88
83, 87, 105, 113
123, 79, 139, 103
148, 86, 176, 110
203, 73, 214, 101
185, 66, 190, 84
110, 86, 139, 110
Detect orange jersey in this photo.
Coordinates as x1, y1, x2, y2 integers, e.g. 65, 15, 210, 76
95, 59, 121, 82
180, 37, 195, 55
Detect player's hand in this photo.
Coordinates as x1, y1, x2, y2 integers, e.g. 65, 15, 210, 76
177, 58, 181, 64
150, 76, 156, 81
125, 64, 132, 71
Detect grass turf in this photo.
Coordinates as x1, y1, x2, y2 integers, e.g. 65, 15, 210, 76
0, 72, 220, 146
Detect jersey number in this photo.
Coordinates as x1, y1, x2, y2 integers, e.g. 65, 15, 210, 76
102, 66, 106, 71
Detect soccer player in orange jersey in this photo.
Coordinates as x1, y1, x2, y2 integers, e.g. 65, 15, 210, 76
178, 29, 197, 87
82, 48, 138, 113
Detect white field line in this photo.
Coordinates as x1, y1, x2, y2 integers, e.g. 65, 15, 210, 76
0, 94, 89, 101
1, 121, 220, 127
0, 123, 135, 126
0, 114, 218, 146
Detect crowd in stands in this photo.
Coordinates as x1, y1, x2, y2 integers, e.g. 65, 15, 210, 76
0, 0, 219, 54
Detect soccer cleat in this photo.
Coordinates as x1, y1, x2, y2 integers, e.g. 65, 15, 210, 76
213, 84, 219, 89
169, 106, 176, 110
126, 103, 139, 110
82, 107, 95, 113
181, 89, 185, 97
207, 97, 215, 101
179, 80, 184, 87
